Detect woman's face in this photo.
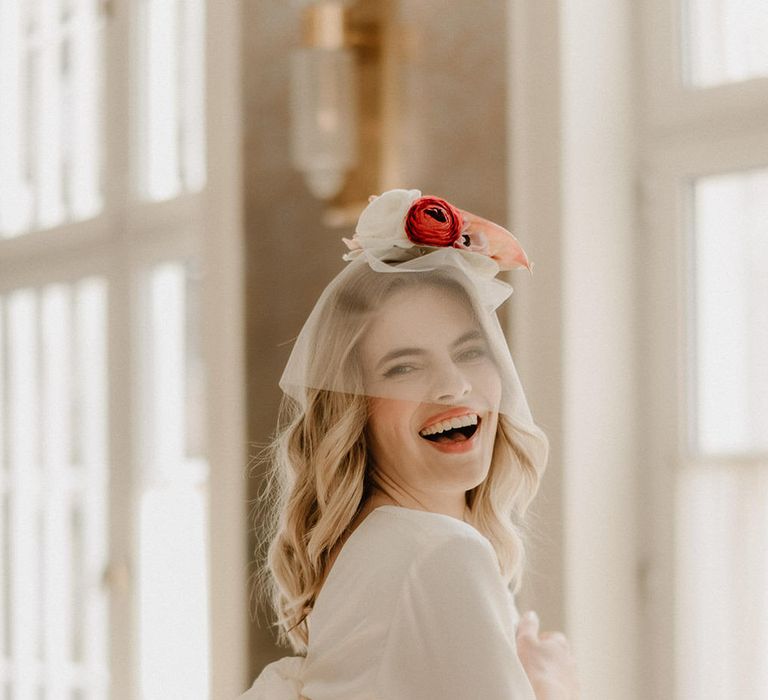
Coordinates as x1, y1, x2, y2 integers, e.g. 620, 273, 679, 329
359, 285, 503, 498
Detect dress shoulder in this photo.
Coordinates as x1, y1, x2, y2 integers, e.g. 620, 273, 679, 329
307, 506, 495, 626
242, 508, 531, 700
374, 518, 536, 699
237, 655, 306, 700
359, 505, 496, 563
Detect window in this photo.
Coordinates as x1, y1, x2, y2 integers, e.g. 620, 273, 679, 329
0, 0, 243, 697
1, 279, 109, 697
683, 0, 768, 87
138, 0, 205, 201
676, 168, 768, 698
690, 169, 768, 456
640, 1, 768, 698
137, 261, 209, 698
0, 0, 103, 236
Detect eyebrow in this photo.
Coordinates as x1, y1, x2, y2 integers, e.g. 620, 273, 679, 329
375, 329, 484, 369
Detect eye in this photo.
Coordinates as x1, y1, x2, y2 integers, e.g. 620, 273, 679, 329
383, 363, 418, 378
457, 346, 487, 361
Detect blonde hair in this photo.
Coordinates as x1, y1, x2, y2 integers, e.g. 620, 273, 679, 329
249, 264, 548, 653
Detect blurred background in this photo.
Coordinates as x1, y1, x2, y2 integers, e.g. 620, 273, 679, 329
0, 0, 766, 698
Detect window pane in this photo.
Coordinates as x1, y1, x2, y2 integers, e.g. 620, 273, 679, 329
0, 0, 104, 237
690, 168, 768, 456
138, 0, 206, 201
684, 0, 768, 87
676, 465, 768, 699
0, 0, 34, 234
0, 277, 109, 697
138, 260, 209, 699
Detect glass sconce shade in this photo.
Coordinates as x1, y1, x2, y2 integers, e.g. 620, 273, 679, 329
289, 46, 359, 200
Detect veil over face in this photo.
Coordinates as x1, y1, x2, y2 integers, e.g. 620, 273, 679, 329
358, 281, 503, 417
358, 279, 503, 489
279, 246, 549, 475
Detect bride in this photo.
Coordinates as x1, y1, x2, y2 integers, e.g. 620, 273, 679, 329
240, 189, 580, 699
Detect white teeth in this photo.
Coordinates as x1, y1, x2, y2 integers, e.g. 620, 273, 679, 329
419, 413, 479, 437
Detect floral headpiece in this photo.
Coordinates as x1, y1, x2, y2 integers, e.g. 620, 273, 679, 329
342, 188, 534, 278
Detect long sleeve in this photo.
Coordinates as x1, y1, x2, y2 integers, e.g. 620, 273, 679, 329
375, 532, 536, 700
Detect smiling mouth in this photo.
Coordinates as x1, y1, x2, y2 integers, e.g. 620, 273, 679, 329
419, 419, 481, 444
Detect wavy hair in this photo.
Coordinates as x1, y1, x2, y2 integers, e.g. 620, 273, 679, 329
249, 262, 549, 653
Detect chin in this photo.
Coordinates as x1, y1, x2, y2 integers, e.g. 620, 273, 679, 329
443, 456, 492, 485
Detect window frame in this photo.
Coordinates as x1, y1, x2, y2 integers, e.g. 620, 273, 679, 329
0, 0, 247, 697
638, 1, 768, 697
640, 0, 768, 133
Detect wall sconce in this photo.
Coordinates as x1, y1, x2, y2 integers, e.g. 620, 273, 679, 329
290, 0, 384, 225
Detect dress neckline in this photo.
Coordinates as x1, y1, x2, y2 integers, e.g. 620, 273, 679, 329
307, 505, 485, 642
313, 505, 473, 608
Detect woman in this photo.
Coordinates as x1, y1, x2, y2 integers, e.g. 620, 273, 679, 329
240, 189, 580, 699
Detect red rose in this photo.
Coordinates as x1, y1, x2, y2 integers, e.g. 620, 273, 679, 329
404, 196, 464, 247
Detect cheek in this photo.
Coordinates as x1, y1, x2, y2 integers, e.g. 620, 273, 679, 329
366, 399, 417, 441
470, 364, 503, 406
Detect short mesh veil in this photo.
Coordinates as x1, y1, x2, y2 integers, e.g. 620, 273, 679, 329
278, 189, 549, 474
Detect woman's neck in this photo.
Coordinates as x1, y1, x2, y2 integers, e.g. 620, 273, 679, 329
365, 487, 469, 522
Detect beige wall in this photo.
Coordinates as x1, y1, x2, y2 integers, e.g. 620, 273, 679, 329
241, 2, 337, 674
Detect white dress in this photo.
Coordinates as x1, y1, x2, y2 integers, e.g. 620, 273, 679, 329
238, 505, 536, 700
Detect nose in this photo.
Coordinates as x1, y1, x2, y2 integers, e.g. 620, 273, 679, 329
431, 362, 472, 403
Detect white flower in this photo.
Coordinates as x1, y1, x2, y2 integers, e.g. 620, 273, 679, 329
354, 188, 421, 245
342, 189, 423, 261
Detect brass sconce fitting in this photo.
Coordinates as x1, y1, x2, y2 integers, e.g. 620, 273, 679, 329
290, 0, 387, 226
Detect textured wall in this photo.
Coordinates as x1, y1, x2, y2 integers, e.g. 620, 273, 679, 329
241, 0, 511, 675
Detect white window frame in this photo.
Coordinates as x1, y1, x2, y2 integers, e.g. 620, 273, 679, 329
0, 1, 247, 697
640, 0, 768, 133
638, 1, 768, 698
